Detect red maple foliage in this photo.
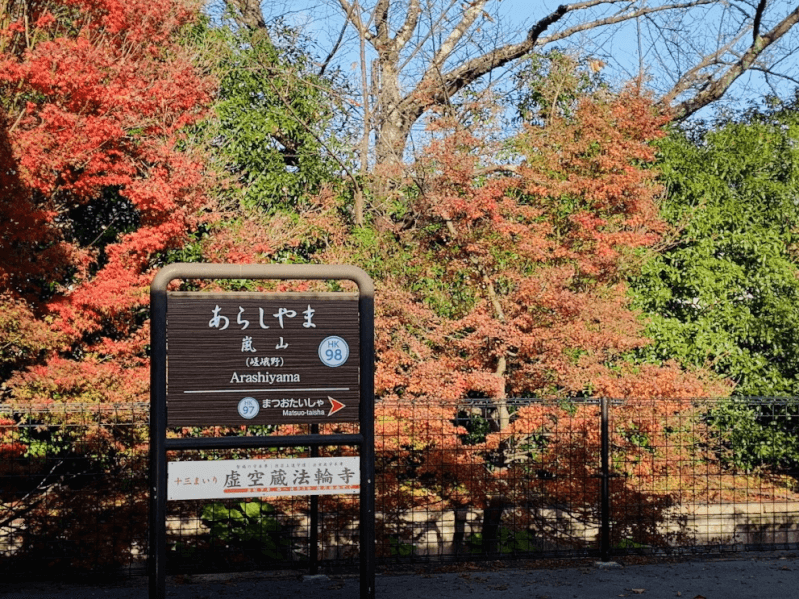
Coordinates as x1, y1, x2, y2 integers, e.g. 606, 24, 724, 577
0, 0, 214, 570
0, 0, 214, 402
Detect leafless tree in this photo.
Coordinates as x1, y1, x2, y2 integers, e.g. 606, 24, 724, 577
224, 0, 799, 168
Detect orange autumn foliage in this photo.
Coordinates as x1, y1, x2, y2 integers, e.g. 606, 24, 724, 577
376, 87, 727, 403
354, 88, 731, 548
0, 1, 211, 569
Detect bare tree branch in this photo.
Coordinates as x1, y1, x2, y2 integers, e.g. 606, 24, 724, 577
667, 4, 799, 118
428, 0, 488, 74
223, 0, 799, 170
538, 1, 716, 46
374, 0, 391, 41
338, 0, 375, 40
319, 1, 358, 76
393, 0, 421, 52
398, 0, 459, 71
753, 0, 769, 43
415, 1, 715, 116
752, 65, 799, 88
659, 26, 750, 107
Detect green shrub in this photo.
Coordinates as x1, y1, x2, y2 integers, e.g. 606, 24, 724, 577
201, 501, 294, 560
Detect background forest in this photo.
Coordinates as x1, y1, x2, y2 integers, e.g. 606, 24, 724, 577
4, 0, 799, 410
3, 0, 799, 569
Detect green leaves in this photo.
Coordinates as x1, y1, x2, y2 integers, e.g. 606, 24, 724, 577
705, 398, 799, 472
466, 527, 539, 555
632, 104, 799, 396
201, 500, 290, 560
201, 25, 346, 214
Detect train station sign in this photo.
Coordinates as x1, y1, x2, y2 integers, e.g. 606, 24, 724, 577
150, 264, 376, 599
166, 292, 360, 426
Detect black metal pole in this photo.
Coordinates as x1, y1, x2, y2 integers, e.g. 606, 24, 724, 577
359, 292, 376, 599
149, 277, 168, 599
310, 424, 319, 576
600, 397, 611, 562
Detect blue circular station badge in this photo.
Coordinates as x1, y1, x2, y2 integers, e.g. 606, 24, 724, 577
237, 396, 260, 419
318, 336, 350, 368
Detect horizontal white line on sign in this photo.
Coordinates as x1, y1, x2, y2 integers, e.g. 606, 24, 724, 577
182, 387, 351, 394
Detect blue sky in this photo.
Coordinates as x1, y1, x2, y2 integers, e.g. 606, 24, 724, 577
208, 0, 799, 121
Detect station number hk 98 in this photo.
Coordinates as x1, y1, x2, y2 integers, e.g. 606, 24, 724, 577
318, 336, 349, 368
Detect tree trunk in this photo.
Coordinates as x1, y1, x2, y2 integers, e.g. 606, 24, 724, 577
372, 52, 419, 169
374, 110, 411, 168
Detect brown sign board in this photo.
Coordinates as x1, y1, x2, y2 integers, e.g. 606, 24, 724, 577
166, 292, 360, 426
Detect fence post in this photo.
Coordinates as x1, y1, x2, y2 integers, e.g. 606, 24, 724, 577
600, 397, 611, 562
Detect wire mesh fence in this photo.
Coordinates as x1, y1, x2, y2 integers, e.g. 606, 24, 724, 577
0, 403, 150, 577
2, 397, 798, 578
606, 397, 799, 554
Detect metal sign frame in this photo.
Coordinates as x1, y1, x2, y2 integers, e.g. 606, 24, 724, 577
149, 264, 375, 599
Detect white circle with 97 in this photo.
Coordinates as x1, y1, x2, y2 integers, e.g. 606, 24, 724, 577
318, 336, 350, 367
237, 396, 260, 419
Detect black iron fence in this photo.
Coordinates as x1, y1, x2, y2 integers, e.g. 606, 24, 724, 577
1, 397, 798, 578
0, 403, 149, 576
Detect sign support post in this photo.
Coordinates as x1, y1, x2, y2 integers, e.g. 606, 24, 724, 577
149, 264, 375, 599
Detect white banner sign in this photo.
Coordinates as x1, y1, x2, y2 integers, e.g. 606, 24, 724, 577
168, 457, 360, 500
